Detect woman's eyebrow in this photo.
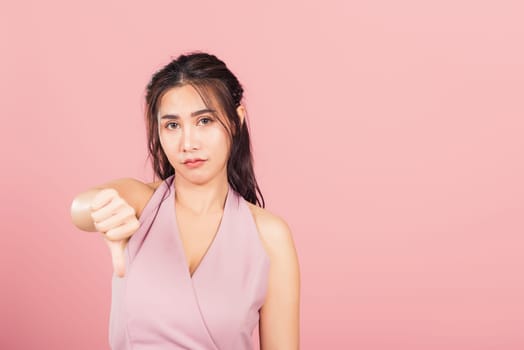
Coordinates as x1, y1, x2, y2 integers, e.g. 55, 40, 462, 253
160, 108, 216, 120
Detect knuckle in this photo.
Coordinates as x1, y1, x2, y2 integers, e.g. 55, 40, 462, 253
105, 229, 119, 241
120, 221, 137, 237
106, 188, 118, 196
93, 191, 104, 202
113, 196, 122, 206
125, 206, 135, 216
97, 189, 110, 200
94, 221, 104, 232
96, 222, 107, 232
130, 219, 140, 231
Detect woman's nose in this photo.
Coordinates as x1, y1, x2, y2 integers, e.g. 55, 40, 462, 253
182, 126, 199, 151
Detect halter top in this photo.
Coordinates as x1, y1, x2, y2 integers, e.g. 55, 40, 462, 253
108, 175, 270, 349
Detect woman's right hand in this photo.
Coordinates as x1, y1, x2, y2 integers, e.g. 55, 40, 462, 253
90, 188, 141, 278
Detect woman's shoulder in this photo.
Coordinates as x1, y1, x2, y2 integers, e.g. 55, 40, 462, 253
245, 202, 287, 229
132, 178, 165, 218
245, 202, 296, 258
146, 179, 164, 191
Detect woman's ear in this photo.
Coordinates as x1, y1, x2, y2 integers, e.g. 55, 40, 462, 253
236, 104, 246, 126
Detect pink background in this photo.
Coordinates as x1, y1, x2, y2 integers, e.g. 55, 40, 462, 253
2, 0, 523, 349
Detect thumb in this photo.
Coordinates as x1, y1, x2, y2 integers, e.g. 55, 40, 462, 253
102, 234, 129, 278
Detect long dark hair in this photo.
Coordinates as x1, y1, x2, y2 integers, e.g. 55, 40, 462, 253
144, 51, 265, 208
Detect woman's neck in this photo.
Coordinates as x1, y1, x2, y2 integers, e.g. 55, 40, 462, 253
173, 174, 229, 215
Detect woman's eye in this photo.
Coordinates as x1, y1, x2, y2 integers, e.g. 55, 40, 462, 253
166, 122, 179, 130
198, 117, 213, 125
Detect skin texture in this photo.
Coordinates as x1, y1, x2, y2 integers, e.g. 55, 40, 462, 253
70, 84, 300, 349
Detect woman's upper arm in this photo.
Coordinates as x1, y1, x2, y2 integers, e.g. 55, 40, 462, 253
256, 212, 301, 350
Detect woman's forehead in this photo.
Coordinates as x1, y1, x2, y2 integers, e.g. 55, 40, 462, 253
158, 85, 207, 117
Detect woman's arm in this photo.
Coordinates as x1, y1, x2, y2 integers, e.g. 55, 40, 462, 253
70, 178, 161, 232
249, 206, 301, 349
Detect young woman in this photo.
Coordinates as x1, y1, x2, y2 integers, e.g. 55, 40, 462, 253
70, 52, 300, 349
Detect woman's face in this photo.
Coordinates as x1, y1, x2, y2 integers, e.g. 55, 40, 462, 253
157, 84, 231, 185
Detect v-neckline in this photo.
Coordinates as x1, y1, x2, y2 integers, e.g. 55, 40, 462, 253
169, 181, 231, 281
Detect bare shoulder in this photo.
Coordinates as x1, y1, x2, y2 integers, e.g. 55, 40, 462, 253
245, 202, 298, 261
145, 179, 164, 190
93, 177, 164, 219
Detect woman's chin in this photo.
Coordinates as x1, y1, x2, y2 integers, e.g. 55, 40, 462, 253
175, 172, 213, 186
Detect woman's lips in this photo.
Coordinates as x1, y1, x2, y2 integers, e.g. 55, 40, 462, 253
184, 159, 206, 168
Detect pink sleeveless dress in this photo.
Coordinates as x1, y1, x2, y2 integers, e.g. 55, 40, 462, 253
109, 175, 270, 349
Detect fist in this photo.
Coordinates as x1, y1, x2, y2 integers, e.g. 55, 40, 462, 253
90, 188, 140, 278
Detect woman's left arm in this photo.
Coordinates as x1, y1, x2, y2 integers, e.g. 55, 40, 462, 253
257, 214, 301, 350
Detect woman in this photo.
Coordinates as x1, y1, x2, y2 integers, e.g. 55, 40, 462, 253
70, 52, 300, 349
